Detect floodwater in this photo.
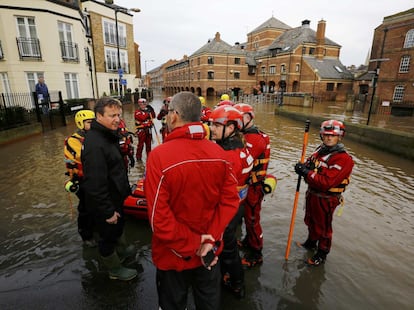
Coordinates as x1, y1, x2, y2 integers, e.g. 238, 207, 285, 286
0, 94, 413, 310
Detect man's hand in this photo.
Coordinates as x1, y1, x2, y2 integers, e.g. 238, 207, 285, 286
197, 234, 218, 270
106, 211, 120, 225
294, 162, 310, 177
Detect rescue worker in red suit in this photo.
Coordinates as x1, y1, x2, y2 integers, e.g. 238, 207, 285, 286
295, 120, 354, 266
199, 96, 212, 123
145, 92, 240, 310
234, 103, 270, 268
118, 118, 135, 170
134, 98, 155, 161
157, 97, 171, 142
64, 110, 96, 247
209, 106, 254, 299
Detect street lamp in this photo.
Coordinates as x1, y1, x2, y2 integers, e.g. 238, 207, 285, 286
114, 7, 140, 98
144, 59, 154, 87
366, 58, 389, 125
312, 68, 318, 103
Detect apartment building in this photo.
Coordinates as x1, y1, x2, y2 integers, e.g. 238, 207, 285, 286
155, 17, 353, 101
0, 0, 142, 102
0, 0, 93, 99
81, 0, 141, 98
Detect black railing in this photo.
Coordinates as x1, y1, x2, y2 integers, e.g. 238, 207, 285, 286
16, 37, 42, 60
60, 41, 79, 62
0, 92, 37, 130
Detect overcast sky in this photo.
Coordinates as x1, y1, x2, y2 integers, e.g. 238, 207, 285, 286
115, 0, 412, 72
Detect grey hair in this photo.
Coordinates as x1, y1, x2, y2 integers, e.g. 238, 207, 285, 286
170, 92, 201, 122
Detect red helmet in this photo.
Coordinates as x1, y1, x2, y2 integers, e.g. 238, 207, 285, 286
234, 103, 254, 119
320, 119, 345, 137
209, 106, 243, 130
138, 98, 147, 104
216, 100, 234, 107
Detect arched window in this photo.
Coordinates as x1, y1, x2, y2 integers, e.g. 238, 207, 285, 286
403, 29, 414, 48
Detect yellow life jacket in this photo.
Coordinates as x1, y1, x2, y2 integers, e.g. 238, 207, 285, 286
64, 132, 84, 178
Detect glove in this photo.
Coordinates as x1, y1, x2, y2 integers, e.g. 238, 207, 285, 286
294, 162, 310, 177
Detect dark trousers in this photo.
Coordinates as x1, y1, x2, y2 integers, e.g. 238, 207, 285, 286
220, 206, 244, 285
76, 189, 94, 241
156, 263, 221, 310
95, 210, 125, 257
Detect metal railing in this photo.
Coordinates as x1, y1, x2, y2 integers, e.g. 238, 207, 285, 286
16, 37, 42, 60
60, 41, 79, 62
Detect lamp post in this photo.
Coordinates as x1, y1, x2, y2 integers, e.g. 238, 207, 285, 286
114, 7, 140, 98
312, 68, 318, 103
144, 59, 155, 87
366, 58, 389, 125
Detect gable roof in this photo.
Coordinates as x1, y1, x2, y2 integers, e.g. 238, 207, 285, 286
248, 16, 291, 34
305, 57, 353, 80
268, 24, 340, 52
191, 33, 233, 56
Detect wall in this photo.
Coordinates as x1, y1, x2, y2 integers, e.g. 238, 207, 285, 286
275, 109, 414, 160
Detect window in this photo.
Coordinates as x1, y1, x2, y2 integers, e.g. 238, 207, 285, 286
334, 65, 343, 73
280, 64, 286, 73
16, 16, 40, 58
295, 64, 300, 72
0, 40, 3, 59
269, 66, 276, 74
403, 29, 414, 48
337, 83, 342, 90
109, 78, 119, 95
197, 71, 200, 80
197, 57, 200, 65
207, 56, 214, 64
103, 19, 126, 47
105, 48, 128, 72
26, 72, 43, 92
309, 47, 315, 55
234, 57, 240, 65
234, 72, 240, 79
58, 21, 78, 61
393, 85, 405, 102
64, 73, 79, 99
207, 71, 214, 79
399, 55, 410, 72
326, 83, 334, 91
1, 73, 14, 105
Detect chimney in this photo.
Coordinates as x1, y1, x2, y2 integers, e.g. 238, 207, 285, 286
316, 19, 326, 59
215, 32, 221, 42
302, 20, 310, 28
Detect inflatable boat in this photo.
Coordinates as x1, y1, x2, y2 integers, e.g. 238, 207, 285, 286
123, 178, 148, 220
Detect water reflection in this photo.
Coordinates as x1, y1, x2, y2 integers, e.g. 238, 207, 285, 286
0, 94, 413, 309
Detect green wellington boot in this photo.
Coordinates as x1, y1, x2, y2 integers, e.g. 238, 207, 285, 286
116, 233, 136, 263
101, 252, 137, 281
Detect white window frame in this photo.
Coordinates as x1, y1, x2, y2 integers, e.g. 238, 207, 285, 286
399, 55, 410, 73
16, 16, 39, 57
103, 19, 126, 47
392, 85, 405, 102
403, 29, 414, 48
64, 73, 79, 99
105, 48, 128, 72
269, 66, 276, 74
58, 21, 76, 60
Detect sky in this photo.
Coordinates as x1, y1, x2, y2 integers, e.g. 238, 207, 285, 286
114, 0, 412, 73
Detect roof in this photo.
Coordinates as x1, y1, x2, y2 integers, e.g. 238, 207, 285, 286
248, 16, 291, 34
305, 57, 353, 80
191, 32, 233, 56
268, 24, 340, 52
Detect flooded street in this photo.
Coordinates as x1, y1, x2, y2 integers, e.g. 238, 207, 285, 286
0, 94, 413, 309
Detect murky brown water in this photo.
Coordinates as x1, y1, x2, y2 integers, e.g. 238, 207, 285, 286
1, 94, 413, 309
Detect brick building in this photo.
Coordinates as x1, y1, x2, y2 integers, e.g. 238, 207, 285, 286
153, 17, 354, 102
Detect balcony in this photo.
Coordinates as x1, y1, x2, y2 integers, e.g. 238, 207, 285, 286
16, 37, 42, 60
60, 41, 79, 62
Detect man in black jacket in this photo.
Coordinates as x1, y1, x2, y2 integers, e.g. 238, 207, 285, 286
81, 97, 136, 281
